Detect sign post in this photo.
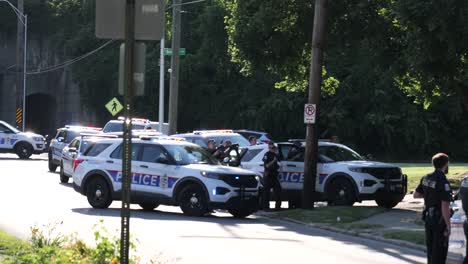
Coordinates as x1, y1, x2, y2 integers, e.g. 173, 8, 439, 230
304, 104, 316, 124
95, 0, 165, 263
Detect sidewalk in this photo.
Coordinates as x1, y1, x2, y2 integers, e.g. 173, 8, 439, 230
262, 195, 465, 264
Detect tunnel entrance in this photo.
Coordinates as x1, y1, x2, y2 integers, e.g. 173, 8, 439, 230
25, 93, 56, 136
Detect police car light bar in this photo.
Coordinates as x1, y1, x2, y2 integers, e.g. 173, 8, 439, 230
193, 129, 234, 135
65, 125, 102, 131
80, 133, 118, 138
116, 116, 150, 123
139, 135, 186, 141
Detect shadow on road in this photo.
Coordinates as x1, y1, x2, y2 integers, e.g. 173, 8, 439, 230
71, 207, 425, 263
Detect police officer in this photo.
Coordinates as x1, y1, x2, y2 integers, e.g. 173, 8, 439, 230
413, 153, 452, 264
249, 136, 257, 146
262, 142, 281, 211
207, 139, 217, 155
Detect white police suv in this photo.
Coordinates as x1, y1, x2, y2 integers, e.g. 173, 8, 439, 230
102, 117, 167, 134
60, 134, 118, 183
48, 125, 102, 172
174, 130, 250, 149
240, 141, 407, 208
72, 137, 261, 218
0, 120, 45, 159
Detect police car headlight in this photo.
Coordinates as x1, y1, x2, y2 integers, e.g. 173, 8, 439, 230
200, 171, 222, 179
349, 167, 364, 173
33, 137, 44, 142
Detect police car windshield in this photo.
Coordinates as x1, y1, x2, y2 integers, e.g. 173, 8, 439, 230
318, 145, 364, 162
205, 135, 249, 148
102, 123, 146, 133
164, 144, 219, 165
0, 121, 20, 134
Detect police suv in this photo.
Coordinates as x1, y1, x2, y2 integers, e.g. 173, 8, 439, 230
0, 120, 45, 159
102, 117, 168, 134
174, 130, 250, 149
72, 137, 261, 218
48, 125, 102, 172
240, 141, 407, 208
60, 134, 118, 183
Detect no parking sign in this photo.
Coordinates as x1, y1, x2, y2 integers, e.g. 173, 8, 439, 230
304, 104, 316, 124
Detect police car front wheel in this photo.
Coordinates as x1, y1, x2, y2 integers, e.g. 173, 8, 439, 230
139, 203, 160, 211
15, 142, 33, 159
327, 178, 356, 206
179, 184, 208, 217
86, 177, 113, 209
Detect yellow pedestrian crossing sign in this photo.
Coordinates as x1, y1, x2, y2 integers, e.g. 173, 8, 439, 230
105, 97, 123, 116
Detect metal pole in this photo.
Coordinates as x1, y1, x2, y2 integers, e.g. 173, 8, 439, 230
15, 0, 24, 130
302, 0, 328, 209
121, 0, 135, 263
168, 0, 181, 135
22, 14, 27, 131
159, 36, 165, 133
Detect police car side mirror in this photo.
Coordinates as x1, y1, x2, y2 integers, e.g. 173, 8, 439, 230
68, 148, 77, 153
57, 137, 64, 143
155, 157, 170, 164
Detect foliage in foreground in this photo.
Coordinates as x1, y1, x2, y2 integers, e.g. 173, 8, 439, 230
2, 221, 141, 264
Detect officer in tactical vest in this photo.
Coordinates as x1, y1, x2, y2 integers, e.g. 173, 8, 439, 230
262, 142, 282, 210
413, 153, 452, 264
459, 177, 468, 264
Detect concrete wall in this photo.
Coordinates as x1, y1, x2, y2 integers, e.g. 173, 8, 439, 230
0, 32, 96, 135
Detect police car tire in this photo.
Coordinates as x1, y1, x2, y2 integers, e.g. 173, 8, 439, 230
86, 177, 112, 209
179, 184, 208, 217
59, 164, 69, 183
15, 142, 33, 159
139, 203, 160, 211
375, 196, 403, 209
228, 208, 254, 218
327, 178, 355, 206
48, 153, 57, 172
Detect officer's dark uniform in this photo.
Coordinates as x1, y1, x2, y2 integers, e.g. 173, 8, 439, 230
416, 170, 452, 264
262, 150, 282, 210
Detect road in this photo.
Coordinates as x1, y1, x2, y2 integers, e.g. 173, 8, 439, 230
0, 154, 426, 264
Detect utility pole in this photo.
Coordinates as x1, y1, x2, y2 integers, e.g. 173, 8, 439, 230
15, 0, 24, 130
121, 0, 135, 263
168, 0, 181, 135
158, 36, 165, 133
302, 0, 328, 209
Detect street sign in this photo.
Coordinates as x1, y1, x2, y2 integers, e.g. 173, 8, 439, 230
95, 0, 165, 40
105, 97, 124, 116
164, 48, 186, 56
119, 43, 146, 96
304, 104, 316, 124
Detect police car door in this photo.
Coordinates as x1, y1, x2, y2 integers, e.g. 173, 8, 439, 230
0, 123, 12, 149
278, 144, 303, 191
106, 143, 142, 192
51, 130, 67, 161
62, 138, 80, 176
133, 144, 172, 196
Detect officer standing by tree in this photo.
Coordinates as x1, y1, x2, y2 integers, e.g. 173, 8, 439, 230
413, 153, 452, 264
262, 142, 281, 211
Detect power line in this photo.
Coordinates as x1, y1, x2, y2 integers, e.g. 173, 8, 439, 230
6, 39, 116, 75
26, 40, 116, 75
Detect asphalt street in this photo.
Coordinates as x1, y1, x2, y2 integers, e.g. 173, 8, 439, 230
0, 153, 426, 264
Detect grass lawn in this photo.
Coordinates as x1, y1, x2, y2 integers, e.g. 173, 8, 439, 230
383, 230, 426, 246
0, 229, 29, 257
396, 163, 468, 193
273, 206, 386, 224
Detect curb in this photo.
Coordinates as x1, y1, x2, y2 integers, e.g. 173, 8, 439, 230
262, 215, 463, 264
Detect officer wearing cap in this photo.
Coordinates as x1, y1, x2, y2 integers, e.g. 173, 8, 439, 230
413, 153, 452, 264
262, 142, 281, 210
